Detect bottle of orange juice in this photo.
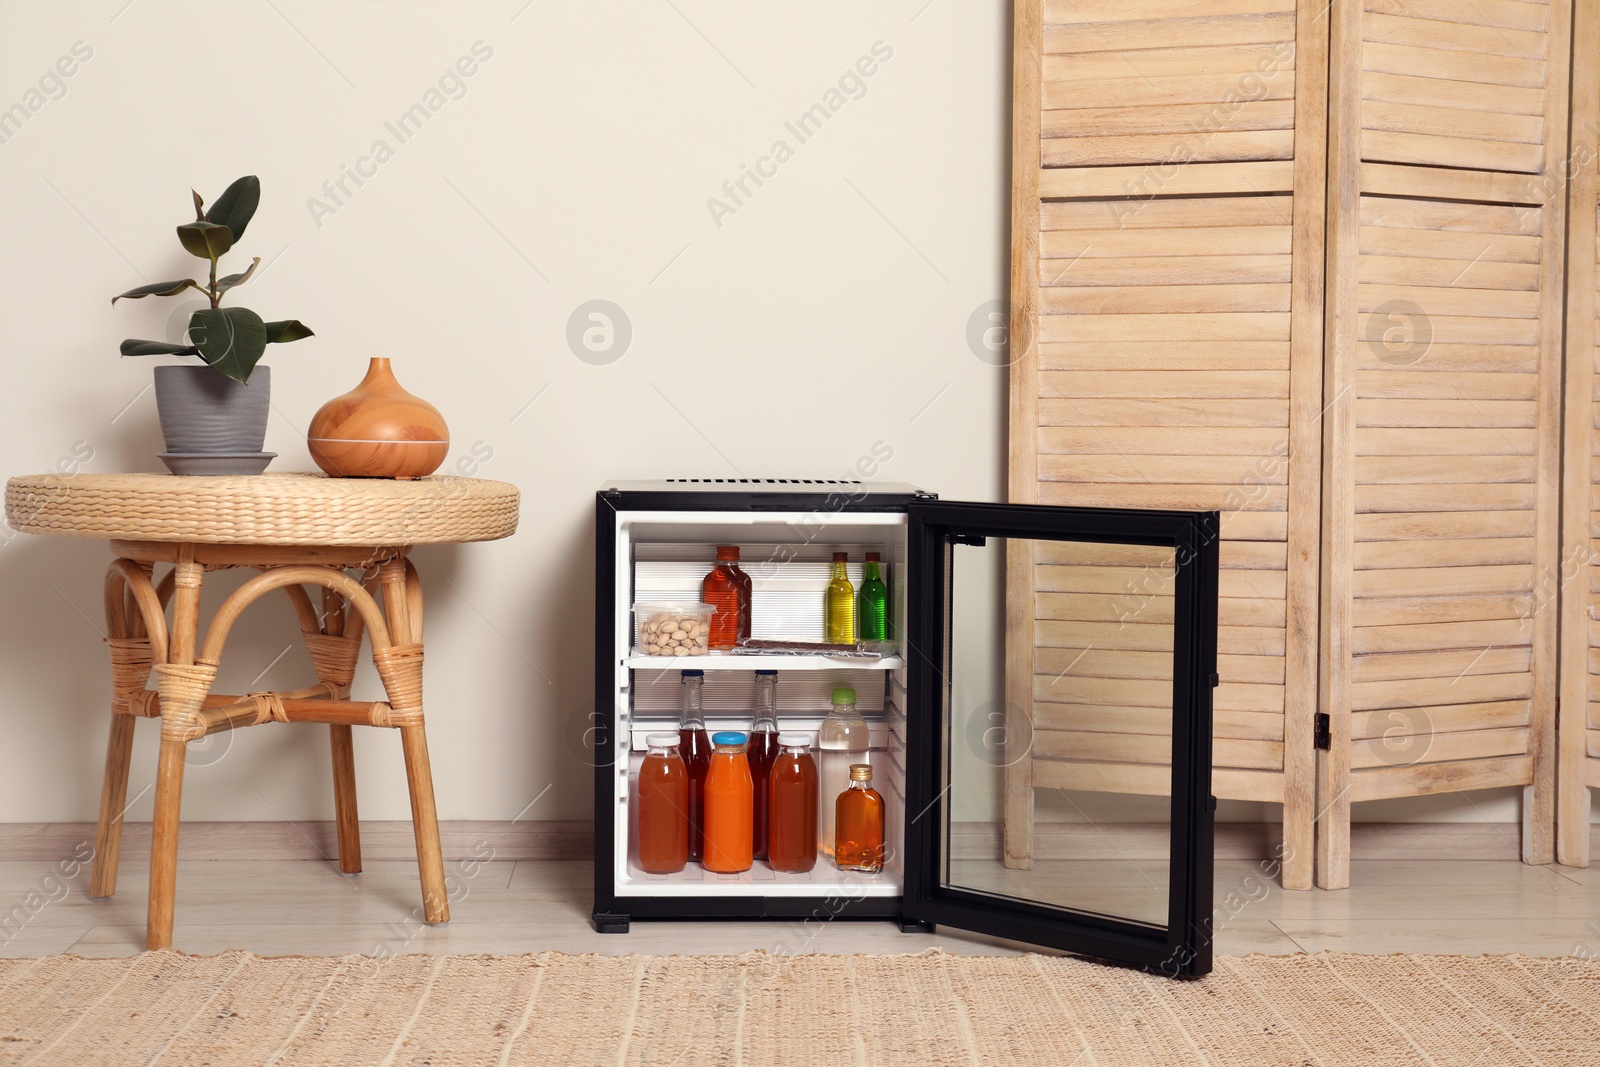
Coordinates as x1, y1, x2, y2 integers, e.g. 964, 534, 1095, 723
703, 731, 754, 873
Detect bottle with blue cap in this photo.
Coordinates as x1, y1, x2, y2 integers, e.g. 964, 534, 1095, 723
817, 686, 869, 860
704, 730, 753, 873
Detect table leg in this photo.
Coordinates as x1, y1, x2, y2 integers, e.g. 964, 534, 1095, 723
147, 737, 187, 951
400, 724, 449, 924
378, 557, 448, 925
318, 587, 363, 874
149, 549, 205, 951
329, 725, 362, 874
93, 561, 152, 900
90, 716, 136, 900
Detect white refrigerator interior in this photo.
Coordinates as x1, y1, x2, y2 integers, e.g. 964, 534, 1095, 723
608, 509, 910, 899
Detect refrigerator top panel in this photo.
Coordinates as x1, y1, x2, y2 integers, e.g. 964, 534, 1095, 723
601, 478, 929, 498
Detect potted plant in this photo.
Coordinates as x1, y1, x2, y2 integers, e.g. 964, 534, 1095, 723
113, 175, 312, 474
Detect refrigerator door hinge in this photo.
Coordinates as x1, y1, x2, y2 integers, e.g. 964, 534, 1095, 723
1209, 672, 1219, 688
913, 490, 938, 500
1314, 713, 1331, 750
949, 533, 987, 547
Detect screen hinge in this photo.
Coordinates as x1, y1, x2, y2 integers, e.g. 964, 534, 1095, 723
949, 533, 987, 547
1314, 713, 1331, 750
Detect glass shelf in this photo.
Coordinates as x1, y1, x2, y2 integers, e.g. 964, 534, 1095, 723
624, 651, 904, 671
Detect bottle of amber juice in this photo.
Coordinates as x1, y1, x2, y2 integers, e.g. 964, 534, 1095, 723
636, 733, 688, 874
702, 546, 752, 650
767, 733, 818, 873
834, 763, 885, 873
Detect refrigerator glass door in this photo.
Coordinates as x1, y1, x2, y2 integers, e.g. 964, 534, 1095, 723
902, 501, 1218, 977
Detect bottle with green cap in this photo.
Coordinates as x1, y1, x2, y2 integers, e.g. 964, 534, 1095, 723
817, 686, 869, 860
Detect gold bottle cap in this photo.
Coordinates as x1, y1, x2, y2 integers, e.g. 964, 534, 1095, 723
849, 763, 873, 781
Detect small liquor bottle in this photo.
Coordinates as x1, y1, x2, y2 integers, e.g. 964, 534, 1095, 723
858, 551, 888, 643
824, 551, 856, 644
702, 546, 753, 650
834, 763, 885, 873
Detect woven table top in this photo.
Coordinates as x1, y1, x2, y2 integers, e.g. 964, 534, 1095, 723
4, 472, 519, 546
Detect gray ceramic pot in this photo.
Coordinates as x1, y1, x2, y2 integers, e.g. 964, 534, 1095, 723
154, 364, 271, 456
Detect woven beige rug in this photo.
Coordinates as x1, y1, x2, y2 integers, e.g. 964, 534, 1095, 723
1, 950, 1597, 1065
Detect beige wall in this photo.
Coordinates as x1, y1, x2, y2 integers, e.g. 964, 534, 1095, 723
0, 1, 1525, 826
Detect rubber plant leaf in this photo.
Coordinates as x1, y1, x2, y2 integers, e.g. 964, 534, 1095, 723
263, 319, 314, 344
176, 220, 233, 260
121, 339, 200, 356
216, 257, 261, 296
205, 176, 260, 243
188, 306, 267, 383
112, 279, 203, 304
191, 189, 205, 220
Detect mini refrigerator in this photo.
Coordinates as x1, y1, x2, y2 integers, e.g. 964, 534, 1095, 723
594, 480, 1220, 977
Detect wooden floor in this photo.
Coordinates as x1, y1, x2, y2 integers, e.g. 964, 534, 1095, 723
2, 857, 1596, 959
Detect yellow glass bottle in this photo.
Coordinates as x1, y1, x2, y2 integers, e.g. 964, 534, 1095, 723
824, 551, 856, 644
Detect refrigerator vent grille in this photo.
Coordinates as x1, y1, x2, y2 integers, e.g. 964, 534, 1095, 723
666, 478, 862, 484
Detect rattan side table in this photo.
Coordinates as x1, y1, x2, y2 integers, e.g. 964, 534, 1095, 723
3, 472, 519, 950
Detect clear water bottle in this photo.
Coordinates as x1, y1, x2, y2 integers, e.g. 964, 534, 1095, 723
817, 687, 869, 859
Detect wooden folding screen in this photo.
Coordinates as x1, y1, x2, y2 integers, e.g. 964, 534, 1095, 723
1558, 0, 1599, 868
1316, 0, 1572, 887
1005, 0, 1327, 889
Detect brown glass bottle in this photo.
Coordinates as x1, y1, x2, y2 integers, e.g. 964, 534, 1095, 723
747, 671, 780, 860
677, 670, 711, 862
834, 763, 885, 873
702, 546, 752, 650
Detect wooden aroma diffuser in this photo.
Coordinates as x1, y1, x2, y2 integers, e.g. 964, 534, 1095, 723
307, 358, 449, 479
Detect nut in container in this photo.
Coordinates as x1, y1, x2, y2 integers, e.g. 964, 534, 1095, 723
634, 602, 715, 657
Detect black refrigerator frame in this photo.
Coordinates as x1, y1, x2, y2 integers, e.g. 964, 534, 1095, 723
592, 481, 1219, 977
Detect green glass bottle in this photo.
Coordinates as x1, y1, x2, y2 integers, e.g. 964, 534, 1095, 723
824, 551, 856, 644
859, 551, 888, 643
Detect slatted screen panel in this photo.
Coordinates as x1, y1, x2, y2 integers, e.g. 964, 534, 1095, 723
1359, 0, 1552, 174
1034, 197, 1296, 794
1319, 0, 1570, 885
1589, 206, 1600, 783
1041, 0, 1297, 167
1558, 0, 1598, 867
1348, 197, 1544, 798
1007, 0, 1325, 888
